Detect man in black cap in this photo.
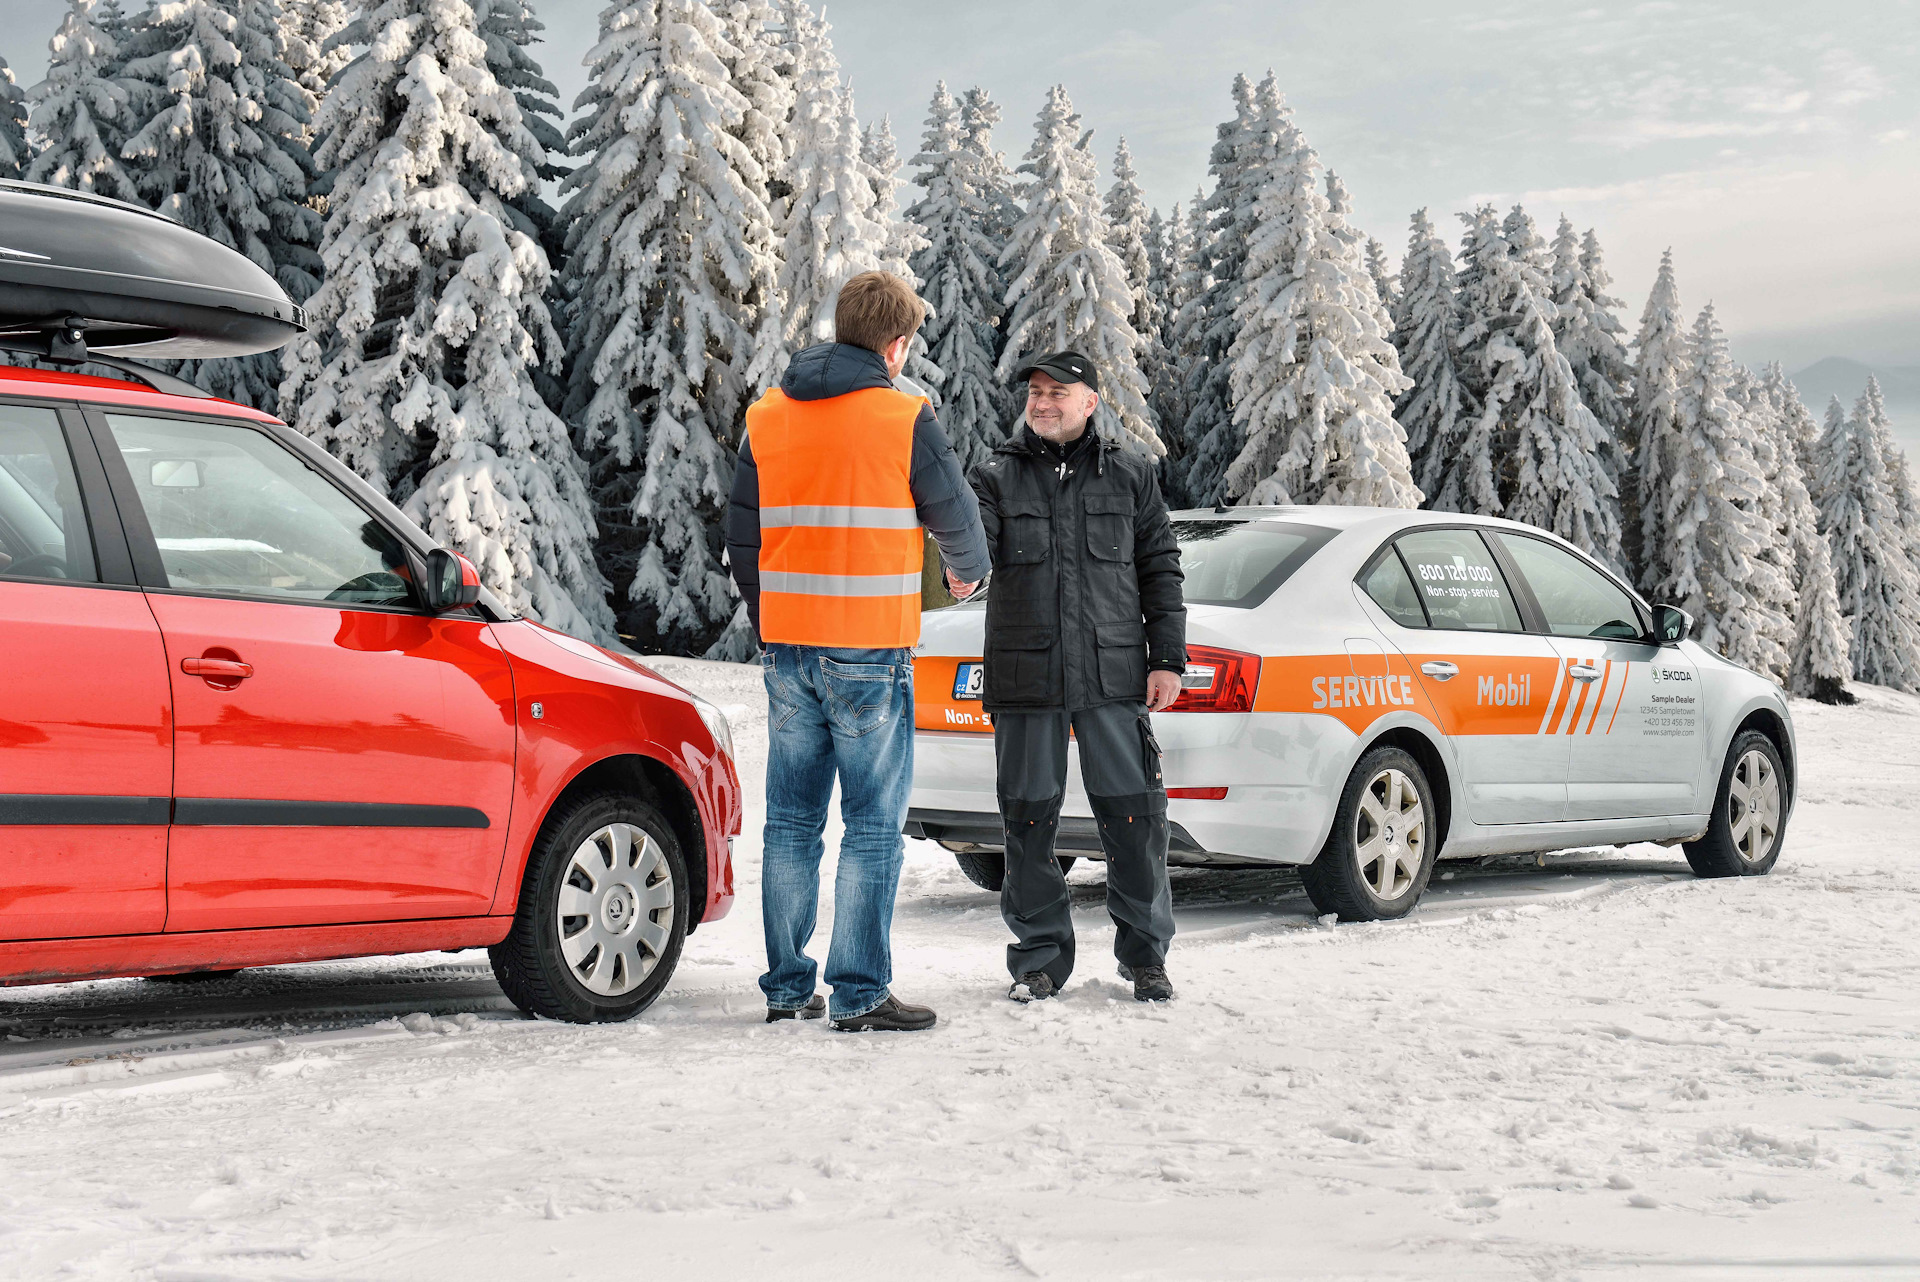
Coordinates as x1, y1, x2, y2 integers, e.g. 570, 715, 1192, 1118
963, 352, 1186, 1003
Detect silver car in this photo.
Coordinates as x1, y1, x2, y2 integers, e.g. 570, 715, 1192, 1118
908, 507, 1795, 920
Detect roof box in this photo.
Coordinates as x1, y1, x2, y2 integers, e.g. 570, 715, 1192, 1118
0, 180, 306, 359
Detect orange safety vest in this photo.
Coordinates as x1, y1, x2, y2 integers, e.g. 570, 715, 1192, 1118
745, 385, 926, 648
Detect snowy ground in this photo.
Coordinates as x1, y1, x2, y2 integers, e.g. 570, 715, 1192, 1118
3, 662, 1917, 1281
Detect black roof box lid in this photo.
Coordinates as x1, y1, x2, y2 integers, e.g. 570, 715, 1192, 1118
0, 180, 306, 358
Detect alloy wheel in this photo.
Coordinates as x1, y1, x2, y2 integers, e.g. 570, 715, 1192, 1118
556, 822, 674, 996
1728, 749, 1782, 866
1355, 767, 1425, 901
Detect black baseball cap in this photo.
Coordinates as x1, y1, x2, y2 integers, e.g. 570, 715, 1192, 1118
1014, 350, 1099, 393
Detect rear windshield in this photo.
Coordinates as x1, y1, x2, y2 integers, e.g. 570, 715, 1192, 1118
1174, 519, 1335, 607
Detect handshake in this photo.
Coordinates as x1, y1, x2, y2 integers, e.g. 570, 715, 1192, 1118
944, 568, 981, 600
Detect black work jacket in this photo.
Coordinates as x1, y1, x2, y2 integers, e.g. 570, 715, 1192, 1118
968, 425, 1186, 712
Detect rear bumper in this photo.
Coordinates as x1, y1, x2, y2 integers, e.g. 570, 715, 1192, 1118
906, 807, 1210, 859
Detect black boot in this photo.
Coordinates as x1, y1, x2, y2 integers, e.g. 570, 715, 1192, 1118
1008, 972, 1056, 1003
1118, 963, 1174, 1002
831, 993, 938, 1032
765, 994, 826, 1023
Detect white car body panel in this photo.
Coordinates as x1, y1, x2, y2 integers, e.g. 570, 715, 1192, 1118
908, 506, 1795, 871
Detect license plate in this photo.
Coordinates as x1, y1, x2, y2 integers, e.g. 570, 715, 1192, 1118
953, 662, 983, 700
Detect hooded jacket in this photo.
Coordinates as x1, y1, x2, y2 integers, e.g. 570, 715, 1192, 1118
725, 343, 991, 641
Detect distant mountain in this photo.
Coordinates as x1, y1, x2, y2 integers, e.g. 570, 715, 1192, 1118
1791, 357, 1920, 419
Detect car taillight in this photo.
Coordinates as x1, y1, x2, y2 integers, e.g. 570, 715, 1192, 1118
1170, 645, 1260, 713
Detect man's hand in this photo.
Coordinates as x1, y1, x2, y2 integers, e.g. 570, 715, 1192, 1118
1146, 669, 1182, 712
945, 568, 979, 600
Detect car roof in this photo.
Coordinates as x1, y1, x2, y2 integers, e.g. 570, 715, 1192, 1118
1170, 504, 1542, 535
0, 363, 279, 423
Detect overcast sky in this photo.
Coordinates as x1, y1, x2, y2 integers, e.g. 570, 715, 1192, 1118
9, 0, 1918, 375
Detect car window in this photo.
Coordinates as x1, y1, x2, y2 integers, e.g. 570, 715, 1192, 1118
1394, 528, 1523, 633
103, 413, 414, 607
1173, 519, 1336, 607
1361, 547, 1427, 627
0, 404, 98, 583
1494, 532, 1644, 640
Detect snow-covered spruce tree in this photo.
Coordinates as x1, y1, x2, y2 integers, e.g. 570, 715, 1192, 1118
1156, 190, 1210, 503
1816, 391, 1920, 690
558, 0, 785, 654
115, 0, 321, 411
1141, 202, 1186, 477
1221, 109, 1415, 507
26, 0, 139, 200
1365, 235, 1397, 315
907, 81, 1008, 470
1390, 208, 1468, 499
0, 55, 30, 179
997, 84, 1159, 453
1857, 375, 1920, 563
1173, 72, 1286, 503
1105, 137, 1156, 341
1631, 249, 1692, 597
1552, 219, 1637, 573
468, 0, 568, 256
775, 2, 882, 348
1758, 364, 1851, 700
282, 0, 612, 642
860, 111, 942, 398
1640, 305, 1772, 659
1726, 365, 1799, 683
1443, 205, 1623, 564
279, 0, 348, 105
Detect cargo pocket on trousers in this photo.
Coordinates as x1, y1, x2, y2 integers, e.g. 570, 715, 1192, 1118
985, 627, 1054, 705
1137, 712, 1165, 791
1095, 620, 1148, 700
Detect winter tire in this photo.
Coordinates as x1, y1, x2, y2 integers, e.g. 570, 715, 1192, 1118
951, 849, 1076, 893
1685, 730, 1787, 878
489, 792, 688, 1023
1303, 747, 1437, 922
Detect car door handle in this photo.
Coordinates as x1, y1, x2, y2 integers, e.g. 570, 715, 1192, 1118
1569, 663, 1603, 682
1420, 661, 1458, 680
181, 656, 253, 680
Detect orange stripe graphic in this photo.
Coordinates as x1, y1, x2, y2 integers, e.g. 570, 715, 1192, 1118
1584, 661, 1613, 733
1537, 658, 1569, 734
1561, 672, 1592, 734
1605, 661, 1631, 733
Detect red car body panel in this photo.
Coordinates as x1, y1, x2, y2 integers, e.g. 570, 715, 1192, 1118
151, 595, 518, 931
484, 622, 741, 925
0, 582, 172, 941
0, 366, 741, 988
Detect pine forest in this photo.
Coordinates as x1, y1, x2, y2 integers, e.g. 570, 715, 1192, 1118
6, 0, 1912, 698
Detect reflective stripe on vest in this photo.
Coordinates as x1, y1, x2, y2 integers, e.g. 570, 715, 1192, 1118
746, 385, 925, 647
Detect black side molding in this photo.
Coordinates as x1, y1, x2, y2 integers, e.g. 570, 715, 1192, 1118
0, 794, 171, 825
173, 799, 491, 829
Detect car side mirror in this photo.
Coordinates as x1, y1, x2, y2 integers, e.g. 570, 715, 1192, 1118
1651, 604, 1691, 645
423, 547, 481, 612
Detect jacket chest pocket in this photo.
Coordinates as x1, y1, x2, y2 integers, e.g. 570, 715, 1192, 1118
999, 497, 1052, 565
1085, 494, 1134, 563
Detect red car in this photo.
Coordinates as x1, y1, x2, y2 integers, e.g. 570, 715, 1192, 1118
0, 190, 739, 1023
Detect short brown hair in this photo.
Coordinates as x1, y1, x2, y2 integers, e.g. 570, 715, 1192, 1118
834, 271, 927, 354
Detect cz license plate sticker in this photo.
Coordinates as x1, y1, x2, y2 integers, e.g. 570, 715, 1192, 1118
953, 662, 983, 700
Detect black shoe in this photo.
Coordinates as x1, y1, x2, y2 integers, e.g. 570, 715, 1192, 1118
1118, 963, 1174, 1002
831, 993, 937, 1032
1008, 972, 1056, 1003
766, 994, 826, 1023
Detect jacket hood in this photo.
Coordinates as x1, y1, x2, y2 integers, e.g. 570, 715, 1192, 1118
781, 343, 894, 401
999, 423, 1116, 470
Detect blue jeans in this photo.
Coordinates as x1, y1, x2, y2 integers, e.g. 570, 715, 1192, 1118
758, 644, 915, 1020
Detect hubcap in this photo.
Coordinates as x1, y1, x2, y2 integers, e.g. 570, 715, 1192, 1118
1728, 749, 1781, 866
556, 822, 673, 996
1355, 767, 1425, 901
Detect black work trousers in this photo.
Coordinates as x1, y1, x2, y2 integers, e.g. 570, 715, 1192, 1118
993, 700, 1175, 987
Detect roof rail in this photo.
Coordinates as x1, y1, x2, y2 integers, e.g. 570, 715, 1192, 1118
0, 320, 215, 399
